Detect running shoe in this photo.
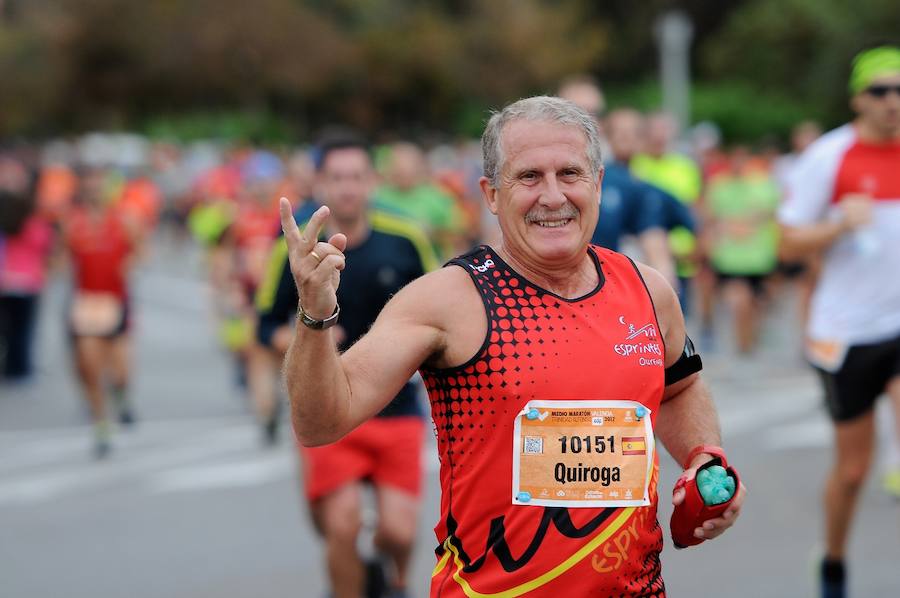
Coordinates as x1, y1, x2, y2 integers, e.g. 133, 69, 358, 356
118, 404, 136, 426
94, 438, 111, 459
111, 387, 136, 426
263, 415, 279, 446
364, 558, 388, 598
93, 420, 112, 459
262, 399, 283, 446
820, 558, 846, 598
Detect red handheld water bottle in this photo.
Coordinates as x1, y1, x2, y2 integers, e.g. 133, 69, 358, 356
670, 445, 740, 549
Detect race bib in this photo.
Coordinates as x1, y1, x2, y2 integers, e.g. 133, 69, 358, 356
805, 338, 848, 373
70, 292, 124, 337
512, 400, 654, 508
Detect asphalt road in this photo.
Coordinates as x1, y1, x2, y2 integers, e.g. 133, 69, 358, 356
2, 240, 898, 597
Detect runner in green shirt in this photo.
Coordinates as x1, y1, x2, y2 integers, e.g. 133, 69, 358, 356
704, 146, 779, 353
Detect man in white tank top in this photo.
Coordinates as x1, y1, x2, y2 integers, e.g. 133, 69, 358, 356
778, 44, 900, 598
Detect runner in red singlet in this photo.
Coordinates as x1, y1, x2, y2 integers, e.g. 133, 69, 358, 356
64, 167, 141, 458
230, 151, 284, 443
280, 96, 746, 597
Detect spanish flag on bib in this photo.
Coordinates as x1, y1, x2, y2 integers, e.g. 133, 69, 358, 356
622, 437, 647, 456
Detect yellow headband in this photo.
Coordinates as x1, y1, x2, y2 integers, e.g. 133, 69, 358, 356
850, 46, 900, 95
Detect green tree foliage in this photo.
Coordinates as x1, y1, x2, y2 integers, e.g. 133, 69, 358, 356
0, 6, 65, 135
700, 0, 900, 128
0, 0, 896, 141
691, 82, 823, 143
607, 79, 820, 144
0, 0, 607, 138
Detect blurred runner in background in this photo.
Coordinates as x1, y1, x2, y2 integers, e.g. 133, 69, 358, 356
631, 112, 704, 316
63, 166, 142, 458
702, 146, 780, 354
603, 107, 695, 285
185, 148, 289, 443
228, 150, 284, 443
778, 44, 900, 598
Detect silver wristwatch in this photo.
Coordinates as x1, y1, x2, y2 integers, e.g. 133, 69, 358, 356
297, 304, 340, 330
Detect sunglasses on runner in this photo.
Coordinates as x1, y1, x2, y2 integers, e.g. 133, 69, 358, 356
865, 84, 900, 98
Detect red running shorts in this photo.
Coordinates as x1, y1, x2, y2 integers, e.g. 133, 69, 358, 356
299, 416, 425, 502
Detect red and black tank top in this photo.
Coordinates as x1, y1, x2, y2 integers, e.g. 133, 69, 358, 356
421, 245, 666, 597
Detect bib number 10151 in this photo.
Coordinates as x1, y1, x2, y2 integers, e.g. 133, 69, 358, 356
558, 435, 615, 454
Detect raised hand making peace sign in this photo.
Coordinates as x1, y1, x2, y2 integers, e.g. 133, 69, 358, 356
279, 197, 348, 322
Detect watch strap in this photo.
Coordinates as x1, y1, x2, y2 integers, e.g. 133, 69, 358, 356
298, 304, 340, 330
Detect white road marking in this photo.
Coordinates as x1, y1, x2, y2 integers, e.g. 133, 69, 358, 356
149, 452, 294, 493
0, 415, 248, 442
0, 436, 92, 473
718, 391, 820, 437
763, 419, 831, 451
0, 424, 270, 506
0, 420, 241, 473
0, 469, 89, 505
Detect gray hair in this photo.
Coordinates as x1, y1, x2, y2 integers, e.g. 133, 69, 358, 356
481, 95, 603, 187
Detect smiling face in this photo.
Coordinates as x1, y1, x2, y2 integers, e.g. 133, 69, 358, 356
480, 119, 602, 268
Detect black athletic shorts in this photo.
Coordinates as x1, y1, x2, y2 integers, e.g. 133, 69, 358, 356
814, 332, 900, 422
776, 260, 807, 279
714, 272, 768, 297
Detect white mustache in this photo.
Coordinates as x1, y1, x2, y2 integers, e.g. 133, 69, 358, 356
525, 206, 578, 223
